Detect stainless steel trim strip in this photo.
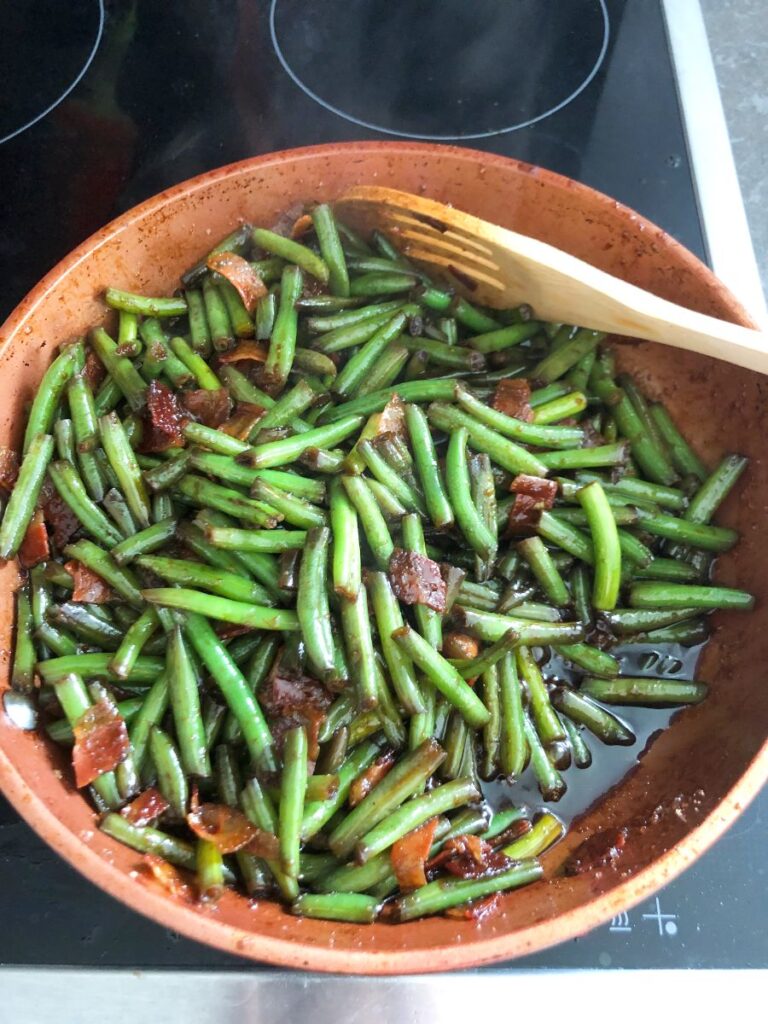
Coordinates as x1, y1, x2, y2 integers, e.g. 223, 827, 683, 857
662, 0, 766, 322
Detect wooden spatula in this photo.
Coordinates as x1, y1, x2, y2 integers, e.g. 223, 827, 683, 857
334, 185, 768, 373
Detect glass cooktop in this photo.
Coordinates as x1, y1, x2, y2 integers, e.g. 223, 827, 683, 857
0, 0, 764, 973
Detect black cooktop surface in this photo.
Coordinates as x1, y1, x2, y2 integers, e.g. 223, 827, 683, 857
1, 0, 764, 970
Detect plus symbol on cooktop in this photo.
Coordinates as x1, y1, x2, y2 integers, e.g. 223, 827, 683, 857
642, 896, 679, 936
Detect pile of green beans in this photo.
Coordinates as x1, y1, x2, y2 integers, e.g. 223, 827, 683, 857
2, 205, 754, 924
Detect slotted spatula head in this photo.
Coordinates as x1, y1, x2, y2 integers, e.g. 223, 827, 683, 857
334, 185, 567, 313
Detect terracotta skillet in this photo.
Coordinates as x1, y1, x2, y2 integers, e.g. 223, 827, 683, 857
0, 141, 766, 974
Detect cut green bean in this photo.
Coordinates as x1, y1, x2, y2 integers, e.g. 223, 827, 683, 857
551, 687, 635, 745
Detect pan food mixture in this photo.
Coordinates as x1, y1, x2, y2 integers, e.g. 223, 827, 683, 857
1, 205, 753, 923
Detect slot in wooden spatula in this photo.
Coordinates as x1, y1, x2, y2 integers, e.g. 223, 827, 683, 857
334, 186, 767, 373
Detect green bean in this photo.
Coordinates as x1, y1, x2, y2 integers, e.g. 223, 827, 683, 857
532, 329, 604, 382
138, 318, 193, 387
23, 341, 84, 454
400, 405, 452, 530
393, 858, 542, 921
296, 526, 336, 681
414, 286, 500, 333
555, 643, 619, 678
310, 203, 350, 296
401, 513, 443, 651
685, 454, 747, 524
634, 558, 700, 582
111, 519, 176, 566
339, 474, 393, 569
98, 413, 151, 528
306, 300, 405, 334
67, 375, 99, 452
63, 538, 142, 606
184, 612, 276, 772
202, 277, 234, 351
109, 607, 159, 680
328, 738, 445, 858
454, 605, 585, 647
629, 581, 753, 611
576, 480, 621, 609
551, 687, 635, 745
175, 475, 280, 527
443, 427, 495, 560
301, 739, 383, 842
592, 375, 677, 485
196, 839, 225, 900
291, 892, 379, 923
263, 264, 304, 391
560, 713, 592, 768
192, 511, 283, 599
93, 376, 123, 417
127, 673, 169, 779
329, 477, 361, 599
250, 479, 326, 529
320, 379, 456, 424
218, 279, 254, 338
537, 510, 594, 564
313, 307, 414, 357
50, 456, 130, 547
391, 626, 489, 729
54, 418, 77, 464
454, 384, 584, 449
279, 726, 308, 881
90, 328, 147, 411
245, 415, 364, 469
149, 726, 189, 818
517, 537, 570, 606
633, 508, 737, 552
204, 526, 307, 556
252, 290, 277, 344
519, 713, 564, 800
254, 380, 319, 437
367, 572, 425, 715
47, 603, 122, 649
581, 677, 708, 706
649, 403, 708, 481
11, 589, 35, 694
357, 777, 478, 863
239, 777, 298, 900
502, 812, 565, 860
143, 588, 298, 630
252, 227, 329, 283
100, 812, 196, 869
578, 472, 686, 512
168, 335, 222, 390
185, 289, 211, 354
531, 391, 588, 425
431, 403, 549, 478
333, 313, 407, 398
515, 646, 564, 745
105, 287, 186, 318
336, 586, 377, 711
466, 322, 541, 353
0, 434, 54, 559
450, 629, 520, 681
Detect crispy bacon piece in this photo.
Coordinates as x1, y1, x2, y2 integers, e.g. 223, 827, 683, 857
180, 387, 232, 428
64, 560, 114, 603
42, 490, 80, 549
142, 379, 187, 452
492, 378, 533, 422
260, 663, 333, 764
207, 252, 268, 314
388, 549, 447, 612
290, 213, 313, 239
428, 835, 512, 880
441, 631, 480, 661
349, 750, 396, 808
444, 893, 502, 921
83, 349, 107, 390
0, 446, 19, 493
137, 854, 194, 901
505, 494, 542, 538
509, 474, 558, 509
219, 401, 265, 440
72, 700, 130, 787
187, 799, 279, 857
19, 509, 50, 568
391, 817, 439, 890
120, 787, 170, 826
376, 394, 406, 438
217, 341, 269, 364
563, 826, 629, 876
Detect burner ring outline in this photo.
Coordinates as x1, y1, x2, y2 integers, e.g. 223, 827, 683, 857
269, 0, 610, 141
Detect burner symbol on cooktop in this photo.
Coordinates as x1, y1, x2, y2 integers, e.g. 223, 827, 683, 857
0, 0, 105, 146
270, 0, 609, 140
